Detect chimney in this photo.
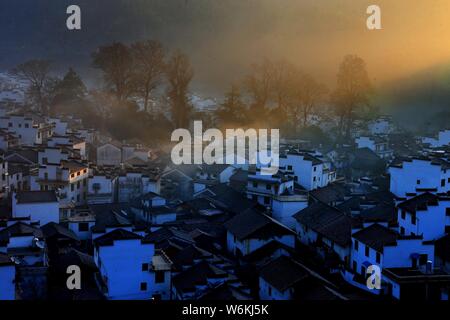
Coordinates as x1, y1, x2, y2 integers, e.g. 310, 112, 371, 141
425, 260, 433, 274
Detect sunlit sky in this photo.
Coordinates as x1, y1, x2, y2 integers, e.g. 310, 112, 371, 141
1, 0, 450, 93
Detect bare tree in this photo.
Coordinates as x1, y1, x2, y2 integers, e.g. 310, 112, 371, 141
291, 72, 328, 128
331, 55, 372, 139
244, 58, 275, 113
131, 40, 166, 113
92, 42, 135, 102
215, 84, 247, 126
165, 50, 194, 128
11, 59, 53, 114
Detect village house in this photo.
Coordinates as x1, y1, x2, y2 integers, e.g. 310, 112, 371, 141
93, 228, 172, 300
389, 157, 450, 198
397, 193, 450, 240
96, 141, 123, 166
87, 169, 116, 204
294, 202, 353, 268
355, 135, 393, 160
224, 208, 295, 257
279, 151, 336, 191
367, 116, 394, 135
12, 190, 59, 225
422, 129, 450, 148
259, 255, 346, 300
348, 223, 434, 293
0, 114, 38, 146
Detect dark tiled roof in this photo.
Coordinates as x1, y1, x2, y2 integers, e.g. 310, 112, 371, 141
294, 203, 352, 246
41, 222, 79, 241
352, 223, 398, 252
144, 227, 194, 245
0, 252, 13, 266
397, 193, 439, 213
310, 182, 349, 204
0, 222, 43, 243
199, 283, 252, 300
259, 256, 309, 292
15, 190, 57, 204
197, 183, 256, 214
359, 203, 396, 223
94, 229, 143, 247
89, 204, 133, 232
224, 209, 294, 241
172, 261, 229, 293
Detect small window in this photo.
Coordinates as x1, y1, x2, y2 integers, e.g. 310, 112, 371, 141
376, 252, 381, 263
155, 271, 165, 283
419, 254, 428, 265
78, 222, 89, 232
441, 179, 445, 187
287, 165, 292, 171
25, 123, 29, 128
313, 166, 317, 172
365, 246, 370, 257
265, 184, 271, 190
140, 282, 147, 291
264, 197, 270, 205
354, 240, 359, 251
417, 179, 421, 185
252, 181, 258, 188
142, 263, 149, 271
313, 176, 316, 182
8, 122, 12, 127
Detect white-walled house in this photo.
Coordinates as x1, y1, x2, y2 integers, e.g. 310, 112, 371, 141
0, 115, 38, 146
279, 151, 335, 191
294, 202, 352, 267
97, 142, 122, 166
0, 221, 47, 267
93, 229, 172, 300
246, 170, 294, 207
30, 159, 89, 219
224, 208, 296, 257
245, 169, 308, 228
117, 171, 161, 203
389, 157, 450, 198
12, 190, 59, 225
88, 173, 115, 204
0, 253, 15, 300
350, 223, 434, 280
422, 129, 450, 148
368, 116, 394, 135
397, 193, 449, 241
355, 136, 393, 159
68, 210, 96, 241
